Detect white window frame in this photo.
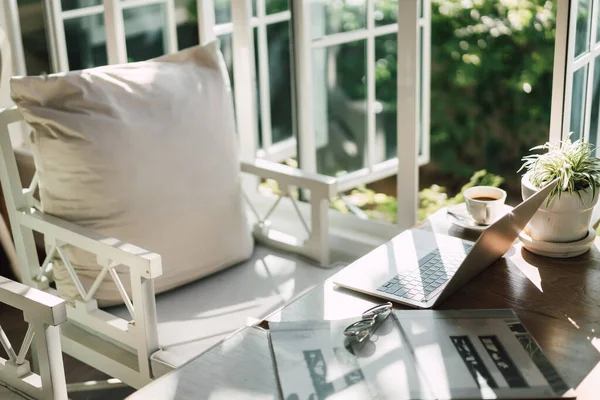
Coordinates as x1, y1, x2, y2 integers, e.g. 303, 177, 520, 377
551, 0, 600, 143
199, 1, 297, 163
44, 0, 179, 71
9, 0, 429, 231
291, 1, 430, 193
292, 0, 428, 228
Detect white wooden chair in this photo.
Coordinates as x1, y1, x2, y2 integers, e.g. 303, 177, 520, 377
0, 275, 68, 400
0, 105, 344, 388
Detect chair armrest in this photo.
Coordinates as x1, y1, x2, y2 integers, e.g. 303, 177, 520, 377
241, 159, 337, 198
241, 159, 337, 266
18, 208, 162, 279
0, 275, 66, 326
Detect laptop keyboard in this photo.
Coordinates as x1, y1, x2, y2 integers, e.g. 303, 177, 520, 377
377, 245, 472, 302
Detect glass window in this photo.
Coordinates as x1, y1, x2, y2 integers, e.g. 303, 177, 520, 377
267, 0, 289, 14
310, 0, 367, 40
215, 0, 232, 24
64, 14, 108, 69
570, 66, 588, 140
124, 4, 167, 62
588, 58, 600, 153
267, 21, 293, 144
375, 0, 398, 27
61, 0, 102, 12
575, 0, 591, 58
313, 40, 367, 176
375, 33, 398, 163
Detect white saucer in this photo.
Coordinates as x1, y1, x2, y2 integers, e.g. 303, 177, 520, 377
519, 227, 596, 258
446, 203, 513, 231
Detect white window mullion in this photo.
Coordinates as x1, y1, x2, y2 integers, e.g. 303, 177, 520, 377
104, 0, 128, 64
259, 11, 291, 25
0, 0, 26, 80
196, 0, 216, 44
164, 0, 179, 53
44, 0, 70, 72
420, 0, 431, 165
583, 0, 600, 142
214, 23, 233, 37
396, 0, 421, 229
366, 0, 376, 170
232, 0, 259, 162
256, 0, 273, 151
61, 5, 105, 20
292, 0, 317, 174
550, 0, 570, 141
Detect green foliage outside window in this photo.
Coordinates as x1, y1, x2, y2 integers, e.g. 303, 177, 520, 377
185, 0, 556, 222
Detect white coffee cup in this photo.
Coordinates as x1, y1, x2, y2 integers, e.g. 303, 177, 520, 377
463, 186, 507, 225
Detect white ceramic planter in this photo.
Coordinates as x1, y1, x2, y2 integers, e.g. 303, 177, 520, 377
521, 174, 600, 242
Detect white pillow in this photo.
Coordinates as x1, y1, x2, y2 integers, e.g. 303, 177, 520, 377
11, 42, 254, 306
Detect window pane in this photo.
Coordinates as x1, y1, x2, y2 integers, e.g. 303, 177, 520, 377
375, 0, 398, 27
218, 33, 234, 87
215, 0, 231, 24
268, 21, 293, 144
375, 33, 397, 162
177, 2, 200, 50
124, 4, 167, 62
61, 0, 102, 11
589, 58, 600, 152
64, 14, 108, 70
314, 40, 367, 176
19, 1, 51, 75
570, 66, 588, 140
575, 0, 591, 57
597, 2, 600, 44
310, 0, 367, 40
267, 0, 289, 14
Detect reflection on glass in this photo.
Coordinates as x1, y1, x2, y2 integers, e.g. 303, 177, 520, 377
124, 4, 166, 62
375, 0, 398, 27
218, 33, 234, 87
254, 27, 263, 146
268, 21, 294, 144
598, 3, 600, 44
310, 0, 367, 40
267, 0, 289, 13
178, 0, 199, 50
575, 0, 591, 57
570, 66, 588, 141
375, 33, 397, 162
589, 58, 600, 153
215, 0, 232, 24
20, 2, 51, 75
313, 40, 367, 176
64, 14, 108, 70
61, 0, 102, 11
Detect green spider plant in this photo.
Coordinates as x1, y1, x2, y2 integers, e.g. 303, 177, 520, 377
518, 135, 600, 203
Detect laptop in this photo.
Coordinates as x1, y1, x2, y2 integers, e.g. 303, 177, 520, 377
333, 179, 558, 309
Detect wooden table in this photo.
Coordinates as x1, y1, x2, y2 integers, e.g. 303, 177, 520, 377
128, 207, 600, 399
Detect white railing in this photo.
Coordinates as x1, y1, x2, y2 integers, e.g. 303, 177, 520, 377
0, 107, 336, 387
0, 276, 68, 400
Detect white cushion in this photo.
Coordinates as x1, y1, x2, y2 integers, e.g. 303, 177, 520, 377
10, 42, 254, 306
107, 245, 345, 377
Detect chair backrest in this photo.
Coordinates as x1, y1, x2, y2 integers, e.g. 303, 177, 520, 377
0, 276, 68, 400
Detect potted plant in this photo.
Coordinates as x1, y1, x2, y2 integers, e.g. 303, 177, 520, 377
519, 136, 600, 243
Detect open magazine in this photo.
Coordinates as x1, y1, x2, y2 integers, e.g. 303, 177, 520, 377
268, 309, 575, 400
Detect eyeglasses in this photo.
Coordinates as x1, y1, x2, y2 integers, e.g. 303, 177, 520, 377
344, 302, 392, 351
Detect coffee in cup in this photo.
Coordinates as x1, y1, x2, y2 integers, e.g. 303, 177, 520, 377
463, 186, 507, 225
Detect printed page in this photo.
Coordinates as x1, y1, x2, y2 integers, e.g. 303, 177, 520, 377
269, 317, 434, 400
394, 310, 572, 399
